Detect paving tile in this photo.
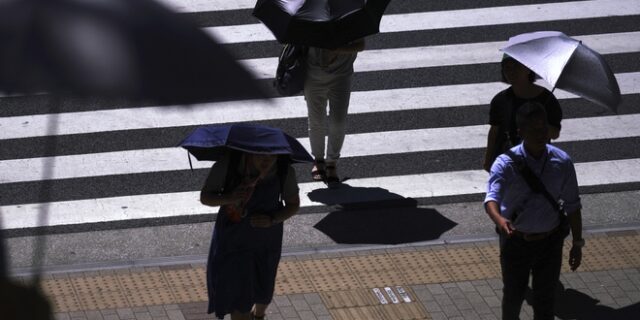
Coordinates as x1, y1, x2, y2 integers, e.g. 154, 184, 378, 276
273, 295, 292, 308
433, 294, 454, 307
411, 286, 434, 302
55, 313, 71, 320
428, 311, 448, 320
309, 303, 330, 317
303, 293, 323, 306
486, 278, 503, 290
279, 305, 299, 319
148, 306, 167, 317
426, 284, 445, 295
296, 310, 317, 320
592, 292, 616, 305
421, 299, 442, 312
483, 296, 501, 308
166, 309, 186, 320
457, 281, 477, 293
291, 297, 311, 312
475, 284, 496, 298
452, 298, 473, 310
131, 306, 149, 313
480, 313, 499, 320
116, 309, 135, 319
163, 305, 180, 311
84, 310, 104, 320
444, 286, 466, 300
617, 280, 639, 292
606, 286, 628, 299
440, 303, 462, 317
459, 308, 481, 319
133, 312, 152, 320
100, 309, 117, 316
614, 297, 633, 307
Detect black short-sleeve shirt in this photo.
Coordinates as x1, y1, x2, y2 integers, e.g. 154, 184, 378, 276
489, 87, 562, 146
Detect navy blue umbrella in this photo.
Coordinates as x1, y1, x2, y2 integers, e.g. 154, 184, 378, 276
179, 124, 314, 163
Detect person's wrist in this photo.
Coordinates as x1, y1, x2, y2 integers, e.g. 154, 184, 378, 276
572, 238, 585, 248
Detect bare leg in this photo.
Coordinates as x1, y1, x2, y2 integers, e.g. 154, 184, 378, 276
252, 303, 269, 318
230, 310, 252, 320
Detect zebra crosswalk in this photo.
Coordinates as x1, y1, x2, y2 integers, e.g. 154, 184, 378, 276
1, 0, 639, 235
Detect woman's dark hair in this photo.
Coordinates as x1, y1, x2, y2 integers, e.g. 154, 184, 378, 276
501, 57, 536, 83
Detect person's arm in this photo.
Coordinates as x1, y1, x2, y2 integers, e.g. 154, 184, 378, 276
567, 208, 583, 271
250, 165, 301, 228
200, 188, 246, 207
331, 38, 365, 53
200, 154, 247, 207
484, 157, 515, 235
485, 201, 514, 236
250, 194, 301, 228
483, 125, 500, 172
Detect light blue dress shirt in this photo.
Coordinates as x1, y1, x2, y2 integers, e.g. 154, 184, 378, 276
484, 143, 582, 233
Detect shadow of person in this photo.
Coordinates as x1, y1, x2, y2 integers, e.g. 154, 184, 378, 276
309, 183, 457, 245
522, 281, 639, 320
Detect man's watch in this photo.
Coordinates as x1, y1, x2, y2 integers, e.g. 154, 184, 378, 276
572, 239, 585, 248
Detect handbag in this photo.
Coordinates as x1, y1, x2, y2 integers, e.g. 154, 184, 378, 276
273, 44, 308, 96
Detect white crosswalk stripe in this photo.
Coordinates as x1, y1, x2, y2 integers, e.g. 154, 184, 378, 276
1, 0, 639, 231
3, 72, 639, 140
3, 113, 640, 184
3, 158, 640, 229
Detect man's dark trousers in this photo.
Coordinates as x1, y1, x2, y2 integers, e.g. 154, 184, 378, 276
500, 230, 565, 320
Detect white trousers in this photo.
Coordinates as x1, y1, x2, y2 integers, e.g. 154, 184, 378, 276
304, 69, 353, 163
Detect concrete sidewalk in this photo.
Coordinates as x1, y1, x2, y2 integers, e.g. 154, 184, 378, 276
12, 229, 640, 320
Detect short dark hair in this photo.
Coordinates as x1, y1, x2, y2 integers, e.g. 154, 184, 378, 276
501, 57, 536, 83
516, 101, 547, 131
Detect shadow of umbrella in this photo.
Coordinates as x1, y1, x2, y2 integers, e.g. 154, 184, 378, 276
0, 0, 268, 317
310, 184, 457, 245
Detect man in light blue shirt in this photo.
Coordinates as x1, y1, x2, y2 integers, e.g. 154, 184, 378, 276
484, 102, 584, 320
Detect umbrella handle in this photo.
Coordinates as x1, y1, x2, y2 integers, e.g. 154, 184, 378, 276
187, 152, 194, 171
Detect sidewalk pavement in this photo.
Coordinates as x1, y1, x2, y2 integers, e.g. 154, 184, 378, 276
12, 229, 640, 320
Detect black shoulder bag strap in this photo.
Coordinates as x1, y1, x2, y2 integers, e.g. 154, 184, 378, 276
504, 150, 562, 214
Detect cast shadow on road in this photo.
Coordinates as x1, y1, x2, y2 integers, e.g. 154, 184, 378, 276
308, 183, 457, 245
522, 281, 640, 320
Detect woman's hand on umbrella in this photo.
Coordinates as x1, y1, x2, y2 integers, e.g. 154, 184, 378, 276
250, 214, 273, 228
227, 186, 251, 204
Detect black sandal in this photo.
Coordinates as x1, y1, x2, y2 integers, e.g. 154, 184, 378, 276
251, 311, 265, 319
325, 164, 341, 189
311, 160, 326, 182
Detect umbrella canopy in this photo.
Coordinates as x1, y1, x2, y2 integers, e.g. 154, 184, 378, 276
253, 0, 391, 48
179, 124, 314, 163
0, 0, 267, 105
501, 31, 621, 112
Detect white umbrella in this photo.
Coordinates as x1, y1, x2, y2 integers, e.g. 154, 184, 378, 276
501, 31, 621, 112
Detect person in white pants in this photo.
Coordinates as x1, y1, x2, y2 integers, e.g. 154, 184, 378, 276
304, 39, 364, 188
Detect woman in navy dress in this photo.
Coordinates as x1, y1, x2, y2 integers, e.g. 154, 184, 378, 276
200, 151, 300, 320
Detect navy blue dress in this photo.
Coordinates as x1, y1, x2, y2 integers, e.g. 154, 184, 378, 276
206, 172, 284, 319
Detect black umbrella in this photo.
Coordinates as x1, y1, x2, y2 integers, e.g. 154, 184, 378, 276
0, 0, 267, 105
253, 0, 391, 48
